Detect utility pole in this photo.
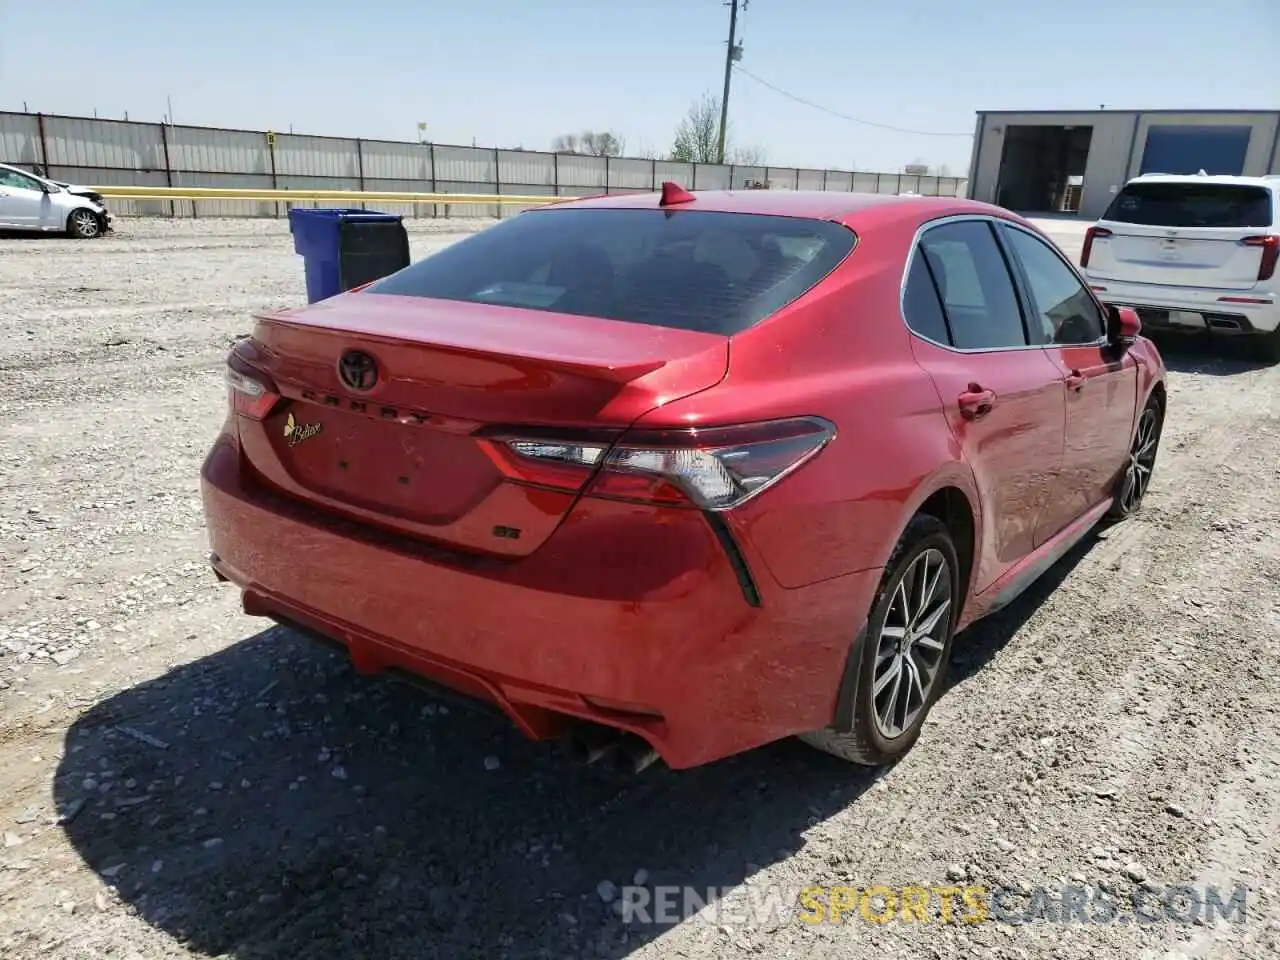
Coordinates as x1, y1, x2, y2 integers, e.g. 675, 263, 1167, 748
166, 97, 179, 189
717, 0, 744, 165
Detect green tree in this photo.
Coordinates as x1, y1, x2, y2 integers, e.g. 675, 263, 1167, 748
670, 93, 723, 164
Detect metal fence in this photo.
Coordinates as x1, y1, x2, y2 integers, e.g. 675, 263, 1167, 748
0, 111, 969, 219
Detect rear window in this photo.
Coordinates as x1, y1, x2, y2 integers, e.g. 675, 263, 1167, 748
369, 208, 856, 335
1103, 182, 1274, 228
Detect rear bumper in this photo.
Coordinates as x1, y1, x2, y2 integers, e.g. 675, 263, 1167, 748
200, 436, 879, 768
1088, 277, 1279, 334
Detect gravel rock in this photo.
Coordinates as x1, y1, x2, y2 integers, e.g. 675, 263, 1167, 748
12, 807, 38, 825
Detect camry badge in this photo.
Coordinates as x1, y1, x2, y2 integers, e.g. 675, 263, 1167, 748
283, 411, 323, 448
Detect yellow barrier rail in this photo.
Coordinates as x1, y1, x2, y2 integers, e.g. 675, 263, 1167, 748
89, 185, 565, 206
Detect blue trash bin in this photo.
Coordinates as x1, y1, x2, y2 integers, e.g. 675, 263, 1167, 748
287, 207, 411, 303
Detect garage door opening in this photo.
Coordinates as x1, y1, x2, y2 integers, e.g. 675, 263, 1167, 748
995, 125, 1094, 214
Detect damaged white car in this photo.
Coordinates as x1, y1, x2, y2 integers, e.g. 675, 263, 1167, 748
0, 162, 112, 238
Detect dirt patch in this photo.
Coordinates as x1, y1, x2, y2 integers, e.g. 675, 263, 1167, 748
2, 217, 1279, 959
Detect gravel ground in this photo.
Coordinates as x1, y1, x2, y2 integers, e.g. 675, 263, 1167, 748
2, 216, 1279, 960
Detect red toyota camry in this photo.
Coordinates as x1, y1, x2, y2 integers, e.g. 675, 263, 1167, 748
201, 186, 1166, 771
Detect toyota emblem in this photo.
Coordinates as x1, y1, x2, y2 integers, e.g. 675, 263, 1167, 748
338, 350, 378, 391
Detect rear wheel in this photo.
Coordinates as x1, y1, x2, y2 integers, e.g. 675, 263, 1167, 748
1108, 396, 1162, 520
800, 515, 959, 766
66, 209, 101, 239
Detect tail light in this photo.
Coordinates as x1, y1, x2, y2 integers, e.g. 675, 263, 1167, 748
225, 354, 281, 420
1241, 235, 1279, 282
483, 417, 836, 511
1081, 226, 1112, 268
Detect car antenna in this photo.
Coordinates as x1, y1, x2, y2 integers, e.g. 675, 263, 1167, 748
660, 181, 696, 206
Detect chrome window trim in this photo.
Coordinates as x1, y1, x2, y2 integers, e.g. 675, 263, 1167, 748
898, 213, 1108, 354
995, 220, 1110, 349
898, 214, 1047, 354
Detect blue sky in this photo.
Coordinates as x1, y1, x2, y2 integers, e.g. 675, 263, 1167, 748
1, 0, 1274, 173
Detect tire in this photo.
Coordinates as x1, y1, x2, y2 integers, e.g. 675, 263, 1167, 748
1107, 394, 1163, 521
799, 514, 960, 766
1250, 329, 1280, 364
66, 209, 101, 239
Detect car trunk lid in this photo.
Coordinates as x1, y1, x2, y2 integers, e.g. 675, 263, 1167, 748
235, 293, 729, 556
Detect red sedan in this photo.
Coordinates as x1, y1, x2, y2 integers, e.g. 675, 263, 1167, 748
201, 186, 1166, 770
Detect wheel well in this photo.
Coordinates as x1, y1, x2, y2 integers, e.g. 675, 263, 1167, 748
916, 487, 975, 611
830, 486, 978, 734
1148, 381, 1166, 414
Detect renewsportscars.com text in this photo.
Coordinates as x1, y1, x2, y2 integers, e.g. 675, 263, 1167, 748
615, 883, 1249, 928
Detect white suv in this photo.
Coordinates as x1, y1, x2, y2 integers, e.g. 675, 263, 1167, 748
1080, 174, 1279, 362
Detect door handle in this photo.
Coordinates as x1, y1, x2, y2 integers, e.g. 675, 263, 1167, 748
958, 385, 996, 420
1065, 370, 1086, 391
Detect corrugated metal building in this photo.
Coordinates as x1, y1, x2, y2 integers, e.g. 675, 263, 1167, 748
966, 109, 1280, 220
0, 110, 972, 220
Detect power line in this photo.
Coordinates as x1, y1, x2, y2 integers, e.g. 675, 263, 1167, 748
734, 66, 974, 138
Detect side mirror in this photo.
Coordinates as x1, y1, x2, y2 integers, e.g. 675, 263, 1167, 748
40, 181, 59, 194
1107, 305, 1141, 347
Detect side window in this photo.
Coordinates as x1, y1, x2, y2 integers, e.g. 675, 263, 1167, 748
903, 251, 951, 344
1002, 226, 1105, 345
0, 169, 39, 190
918, 221, 1028, 350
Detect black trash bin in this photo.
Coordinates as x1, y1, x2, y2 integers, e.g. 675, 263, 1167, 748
288, 208, 411, 303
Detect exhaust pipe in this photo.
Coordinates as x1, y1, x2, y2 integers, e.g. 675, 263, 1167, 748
565, 725, 623, 766
615, 735, 660, 774
564, 725, 662, 773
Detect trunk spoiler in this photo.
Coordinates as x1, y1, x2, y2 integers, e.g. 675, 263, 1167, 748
254, 301, 678, 385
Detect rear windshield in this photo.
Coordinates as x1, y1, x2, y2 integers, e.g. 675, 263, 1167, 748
1103, 182, 1274, 228
369, 208, 856, 335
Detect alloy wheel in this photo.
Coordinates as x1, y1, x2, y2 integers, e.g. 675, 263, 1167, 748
871, 547, 952, 740
70, 210, 100, 238
1119, 406, 1159, 514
